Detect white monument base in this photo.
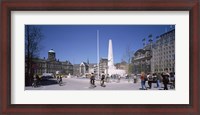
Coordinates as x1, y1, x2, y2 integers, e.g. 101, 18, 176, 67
108, 69, 126, 77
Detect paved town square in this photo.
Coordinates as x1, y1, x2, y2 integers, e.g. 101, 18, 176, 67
25, 77, 174, 90
25, 25, 175, 91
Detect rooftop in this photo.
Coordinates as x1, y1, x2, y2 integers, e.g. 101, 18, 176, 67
48, 49, 55, 53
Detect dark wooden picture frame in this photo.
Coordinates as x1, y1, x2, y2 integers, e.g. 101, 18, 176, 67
0, 0, 199, 114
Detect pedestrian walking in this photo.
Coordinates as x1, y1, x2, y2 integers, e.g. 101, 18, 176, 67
169, 72, 175, 89
106, 74, 110, 83
100, 72, 106, 87
117, 74, 121, 83
140, 72, 147, 90
36, 74, 41, 86
152, 73, 159, 88
32, 74, 39, 87
147, 73, 153, 89
58, 75, 63, 86
127, 74, 130, 82
133, 74, 137, 83
90, 73, 96, 87
162, 73, 169, 90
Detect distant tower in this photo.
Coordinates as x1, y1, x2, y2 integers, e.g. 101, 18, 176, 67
48, 49, 56, 61
108, 39, 115, 69
87, 58, 89, 64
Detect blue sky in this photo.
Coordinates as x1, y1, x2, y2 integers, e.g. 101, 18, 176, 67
30, 25, 173, 64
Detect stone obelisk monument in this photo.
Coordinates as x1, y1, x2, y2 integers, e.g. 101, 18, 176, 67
108, 39, 116, 75
108, 39, 114, 67
107, 39, 126, 76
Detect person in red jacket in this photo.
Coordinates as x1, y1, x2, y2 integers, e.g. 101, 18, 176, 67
140, 72, 147, 90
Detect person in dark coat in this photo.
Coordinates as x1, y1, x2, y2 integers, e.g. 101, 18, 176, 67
32, 74, 39, 87
90, 73, 96, 87
58, 75, 62, 85
162, 73, 169, 90
36, 74, 41, 86
100, 72, 105, 87
153, 73, 160, 88
147, 73, 153, 89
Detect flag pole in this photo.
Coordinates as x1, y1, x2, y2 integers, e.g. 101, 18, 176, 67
97, 30, 100, 79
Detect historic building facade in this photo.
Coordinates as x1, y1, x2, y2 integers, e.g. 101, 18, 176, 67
115, 61, 129, 74
79, 62, 89, 76
131, 28, 175, 74
31, 49, 73, 76
132, 48, 152, 74
99, 58, 108, 74
74, 57, 128, 77
73, 64, 81, 76
73, 62, 97, 77
151, 29, 175, 73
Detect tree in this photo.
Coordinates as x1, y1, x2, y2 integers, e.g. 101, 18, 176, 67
142, 38, 146, 46
128, 63, 134, 74
148, 34, 153, 49
122, 45, 134, 64
148, 34, 152, 39
25, 25, 43, 85
122, 45, 135, 74
148, 34, 153, 43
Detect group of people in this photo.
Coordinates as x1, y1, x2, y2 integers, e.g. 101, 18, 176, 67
32, 71, 175, 90
32, 74, 40, 87
56, 75, 63, 86
90, 72, 106, 88
140, 72, 175, 90
32, 73, 63, 87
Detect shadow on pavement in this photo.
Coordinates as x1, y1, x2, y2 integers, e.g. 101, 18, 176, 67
39, 79, 58, 86
139, 88, 147, 90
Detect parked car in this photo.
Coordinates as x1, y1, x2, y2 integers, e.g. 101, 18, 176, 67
41, 73, 54, 80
